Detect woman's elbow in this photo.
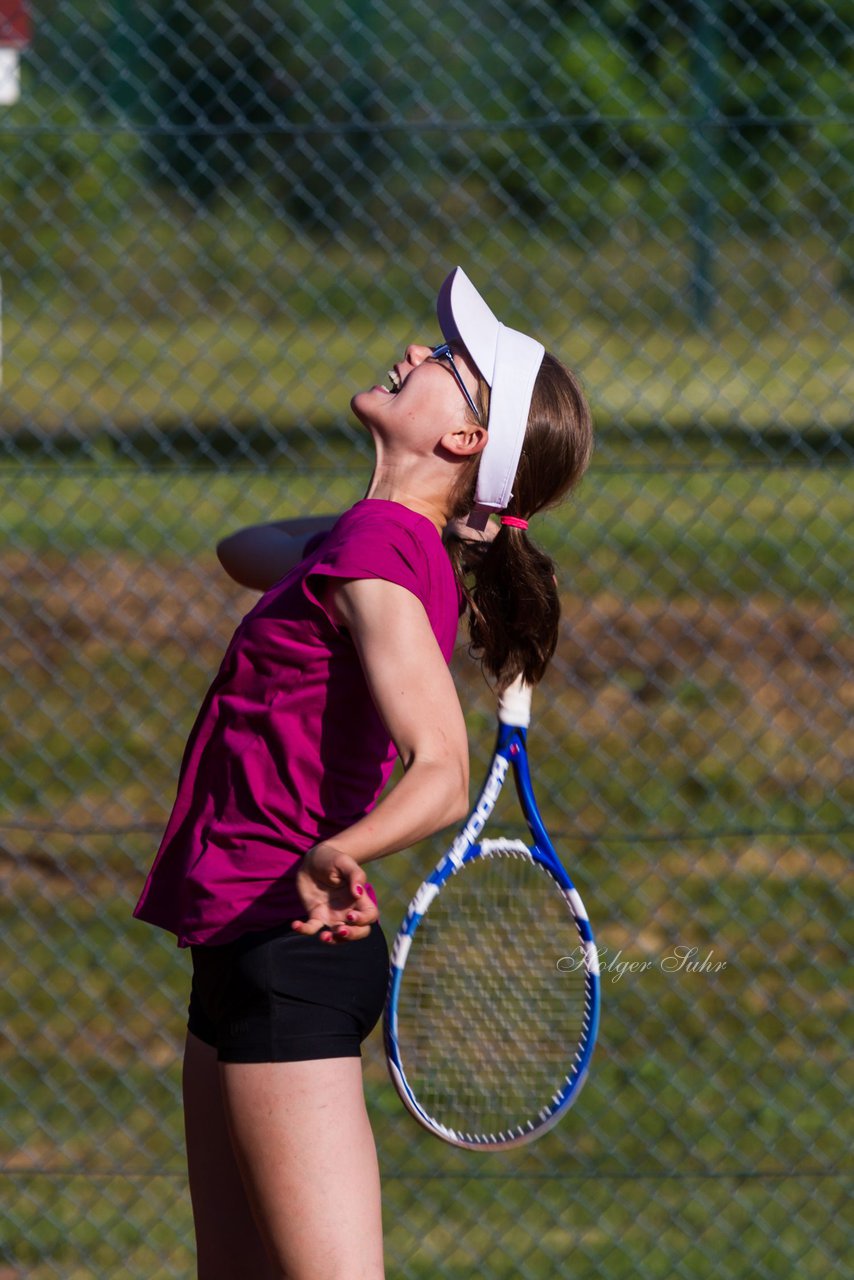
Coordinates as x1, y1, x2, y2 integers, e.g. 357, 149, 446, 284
448, 760, 470, 823
216, 535, 240, 575
449, 794, 470, 824
409, 749, 469, 824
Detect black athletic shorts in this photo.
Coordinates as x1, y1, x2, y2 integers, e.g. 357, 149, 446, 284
186, 920, 389, 1063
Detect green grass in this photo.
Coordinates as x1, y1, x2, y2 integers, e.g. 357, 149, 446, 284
3, 228, 853, 444
6, 302, 851, 435
1, 464, 851, 595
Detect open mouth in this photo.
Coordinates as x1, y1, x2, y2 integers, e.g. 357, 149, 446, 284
374, 368, 402, 395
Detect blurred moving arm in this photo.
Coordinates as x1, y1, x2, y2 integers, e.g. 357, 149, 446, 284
216, 515, 339, 591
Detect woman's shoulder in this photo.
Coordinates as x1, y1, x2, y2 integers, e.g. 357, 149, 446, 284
332, 500, 457, 588
319, 501, 460, 654
333, 500, 445, 558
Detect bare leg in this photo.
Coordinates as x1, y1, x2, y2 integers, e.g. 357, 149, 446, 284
218, 1056, 385, 1280
182, 1030, 279, 1280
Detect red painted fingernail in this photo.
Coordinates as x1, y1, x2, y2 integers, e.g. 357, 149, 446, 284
346, 912, 357, 922
354, 884, 363, 895
338, 928, 349, 938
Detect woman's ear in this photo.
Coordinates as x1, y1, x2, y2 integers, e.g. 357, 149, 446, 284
440, 423, 488, 459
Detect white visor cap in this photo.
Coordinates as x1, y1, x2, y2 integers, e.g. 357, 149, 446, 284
437, 266, 545, 529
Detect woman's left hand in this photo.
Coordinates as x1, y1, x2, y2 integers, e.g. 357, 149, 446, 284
292, 843, 379, 944
444, 514, 500, 543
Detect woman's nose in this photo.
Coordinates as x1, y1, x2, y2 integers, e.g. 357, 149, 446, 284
405, 343, 433, 366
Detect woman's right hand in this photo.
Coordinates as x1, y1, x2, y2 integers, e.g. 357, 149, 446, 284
292, 843, 379, 943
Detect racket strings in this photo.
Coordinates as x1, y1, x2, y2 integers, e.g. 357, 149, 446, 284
395, 847, 593, 1141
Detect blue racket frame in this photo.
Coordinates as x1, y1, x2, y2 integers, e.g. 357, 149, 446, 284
384, 697, 601, 1150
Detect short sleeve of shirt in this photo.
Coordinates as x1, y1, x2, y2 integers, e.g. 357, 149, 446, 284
301, 511, 431, 633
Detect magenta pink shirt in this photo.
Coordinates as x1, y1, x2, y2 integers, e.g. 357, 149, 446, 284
132, 499, 463, 947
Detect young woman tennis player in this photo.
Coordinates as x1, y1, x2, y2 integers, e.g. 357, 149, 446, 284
132, 267, 592, 1279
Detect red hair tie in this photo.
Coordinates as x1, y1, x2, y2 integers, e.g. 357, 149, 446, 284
500, 515, 528, 530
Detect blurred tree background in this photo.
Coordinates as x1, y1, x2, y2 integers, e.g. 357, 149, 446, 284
0, 0, 851, 448
11, 1, 853, 227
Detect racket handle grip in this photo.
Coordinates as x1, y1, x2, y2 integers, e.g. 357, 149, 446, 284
497, 675, 533, 727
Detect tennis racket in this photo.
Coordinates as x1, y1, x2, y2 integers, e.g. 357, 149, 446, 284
383, 676, 600, 1150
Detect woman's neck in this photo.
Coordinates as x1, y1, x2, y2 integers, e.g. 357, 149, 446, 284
362, 474, 449, 535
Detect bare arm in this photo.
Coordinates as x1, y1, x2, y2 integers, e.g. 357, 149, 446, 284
293, 576, 470, 941
216, 515, 339, 591
323, 575, 470, 860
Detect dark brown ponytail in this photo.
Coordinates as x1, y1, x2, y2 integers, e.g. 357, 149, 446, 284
445, 351, 594, 691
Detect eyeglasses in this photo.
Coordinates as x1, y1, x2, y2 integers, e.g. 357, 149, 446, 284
430, 343, 481, 422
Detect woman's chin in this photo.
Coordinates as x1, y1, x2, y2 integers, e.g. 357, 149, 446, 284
350, 391, 366, 421
350, 388, 382, 423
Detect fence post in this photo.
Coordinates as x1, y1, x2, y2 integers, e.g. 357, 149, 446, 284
688, 0, 723, 329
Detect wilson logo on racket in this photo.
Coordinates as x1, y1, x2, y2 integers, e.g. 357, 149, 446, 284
383, 677, 600, 1151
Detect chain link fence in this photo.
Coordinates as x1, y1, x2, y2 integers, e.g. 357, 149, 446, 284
2, 1, 851, 1276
